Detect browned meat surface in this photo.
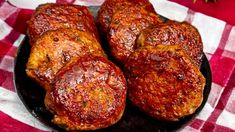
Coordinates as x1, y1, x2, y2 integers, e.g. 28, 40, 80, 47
108, 6, 162, 64
124, 45, 205, 121
25, 1, 207, 130
45, 55, 127, 131
97, 0, 156, 34
27, 3, 99, 45
26, 28, 105, 91
137, 21, 203, 67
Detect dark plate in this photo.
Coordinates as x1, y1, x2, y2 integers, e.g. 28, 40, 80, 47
14, 6, 212, 132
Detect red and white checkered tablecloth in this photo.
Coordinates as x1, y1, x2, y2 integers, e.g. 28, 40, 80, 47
0, 0, 235, 131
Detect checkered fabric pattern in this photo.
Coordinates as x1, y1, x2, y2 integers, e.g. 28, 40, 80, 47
0, 0, 234, 131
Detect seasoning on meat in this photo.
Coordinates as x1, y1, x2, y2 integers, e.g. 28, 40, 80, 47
45, 55, 127, 130
137, 21, 203, 67
108, 5, 162, 64
26, 28, 105, 91
27, 3, 99, 45
124, 45, 205, 121
97, 0, 156, 34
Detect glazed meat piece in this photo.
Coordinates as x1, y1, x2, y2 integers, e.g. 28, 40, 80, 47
137, 21, 203, 67
124, 45, 205, 121
45, 55, 127, 131
108, 6, 162, 64
97, 0, 156, 34
27, 3, 99, 45
26, 28, 105, 91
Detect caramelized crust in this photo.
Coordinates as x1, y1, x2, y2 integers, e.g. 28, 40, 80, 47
137, 21, 203, 67
45, 55, 127, 131
27, 3, 99, 45
25, 1, 207, 130
97, 0, 156, 34
26, 28, 105, 91
108, 6, 162, 64
124, 45, 205, 121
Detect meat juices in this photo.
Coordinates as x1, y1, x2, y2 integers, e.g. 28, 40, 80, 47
45, 55, 127, 131
124, 45, 205, 121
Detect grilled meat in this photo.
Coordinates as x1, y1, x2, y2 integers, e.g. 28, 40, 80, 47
27, 3, 99, 45
97, 0, 156, 34
45, 55, 127, 130
26, 28, 105, 91
108, 5, 162, 64
124, 45, 205, 121
137, 21, 203, 67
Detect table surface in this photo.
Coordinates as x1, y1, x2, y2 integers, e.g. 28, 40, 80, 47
0, 0, 235, 131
